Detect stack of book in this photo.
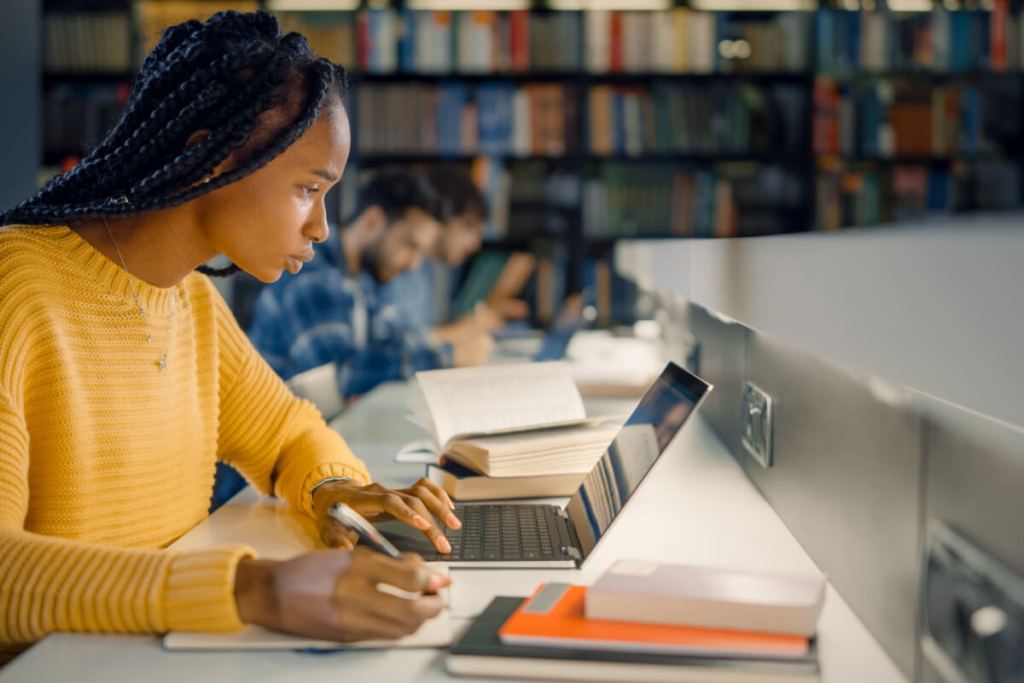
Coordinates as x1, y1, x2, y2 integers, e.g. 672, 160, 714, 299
400, 363, 621, 501
356, 83, 577, 158
449, 560, 826, 682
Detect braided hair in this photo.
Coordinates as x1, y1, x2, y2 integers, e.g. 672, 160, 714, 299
0, 10, 348, 276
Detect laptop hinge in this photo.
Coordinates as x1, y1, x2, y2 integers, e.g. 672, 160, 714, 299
553, 508, 584, 565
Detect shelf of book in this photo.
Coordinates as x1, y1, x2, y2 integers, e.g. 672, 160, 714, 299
819, 71, 1024, 82
33, 2, 1024, 315
817, 154, 1017, 165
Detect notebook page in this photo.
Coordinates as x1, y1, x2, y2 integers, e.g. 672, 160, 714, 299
416, 363, 586, 448
164, 571, 451, 651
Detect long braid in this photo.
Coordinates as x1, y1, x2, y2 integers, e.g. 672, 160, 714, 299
2, 11, 347, 278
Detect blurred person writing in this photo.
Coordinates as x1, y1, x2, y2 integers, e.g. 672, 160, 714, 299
387, 165, 531, 355
247, 169, 477, 398
0, 11, 460, 666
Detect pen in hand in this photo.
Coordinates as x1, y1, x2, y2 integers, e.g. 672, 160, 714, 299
328, 503, 449, 594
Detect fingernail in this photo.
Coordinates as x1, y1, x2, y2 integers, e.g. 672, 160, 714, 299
446, 513, 461, 529
428, 575, 444, 591
447, 499, 456, 511
438, 537, 452, 553
414, 515, 430, 530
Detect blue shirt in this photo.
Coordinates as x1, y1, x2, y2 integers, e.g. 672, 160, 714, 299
248, 235, 449, 399
386, 259, 455, 334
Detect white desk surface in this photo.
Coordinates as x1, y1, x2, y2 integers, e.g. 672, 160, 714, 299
1, 381, 906, 683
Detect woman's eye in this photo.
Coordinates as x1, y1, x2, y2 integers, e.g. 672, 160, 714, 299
301, 186, 320, 197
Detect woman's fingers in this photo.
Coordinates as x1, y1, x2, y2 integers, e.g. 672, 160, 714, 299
319, 518, 359, 549
409, 477, 457, 515
366, 491, 451, 554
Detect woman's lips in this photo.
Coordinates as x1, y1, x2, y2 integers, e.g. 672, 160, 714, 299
286, 250, 314, 275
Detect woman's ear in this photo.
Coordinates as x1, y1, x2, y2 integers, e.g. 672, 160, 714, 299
184, 129, 211, 151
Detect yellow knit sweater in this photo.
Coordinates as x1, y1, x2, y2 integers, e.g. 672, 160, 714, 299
0, 224, 371, 664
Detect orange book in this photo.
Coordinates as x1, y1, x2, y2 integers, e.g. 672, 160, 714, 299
499, 584, 810, 659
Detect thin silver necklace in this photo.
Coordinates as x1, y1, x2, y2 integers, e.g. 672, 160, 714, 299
102, 217, 176, 371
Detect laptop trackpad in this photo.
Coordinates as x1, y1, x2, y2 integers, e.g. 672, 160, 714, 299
374, 519, 444, 561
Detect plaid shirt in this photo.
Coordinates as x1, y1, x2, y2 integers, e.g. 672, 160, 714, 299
248, 236, 449, 399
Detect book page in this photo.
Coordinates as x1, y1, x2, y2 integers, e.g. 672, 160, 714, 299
416, 362, 586, 448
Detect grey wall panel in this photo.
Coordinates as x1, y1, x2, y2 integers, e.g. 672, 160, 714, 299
742, 331, 923, 679
679, 301, 750, 458
0, 0, 41, 211
616, 222, 1024, 429
924, 408, 1024, 578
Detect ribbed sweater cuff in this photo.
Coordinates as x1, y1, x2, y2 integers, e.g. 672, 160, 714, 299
162, 546, 256, 633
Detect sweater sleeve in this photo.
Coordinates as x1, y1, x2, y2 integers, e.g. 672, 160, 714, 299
212, 286, 371, 518
0, 385, 254, 646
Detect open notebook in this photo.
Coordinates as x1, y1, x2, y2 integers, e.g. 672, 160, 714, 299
163, 572, 451, 651
162, 489, 452, 651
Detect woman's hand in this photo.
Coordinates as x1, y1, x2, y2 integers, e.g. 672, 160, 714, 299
311, 478, 461, 553
234, 548, 449, 642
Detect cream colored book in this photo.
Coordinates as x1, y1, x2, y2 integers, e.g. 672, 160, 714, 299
404, 363, 621, 476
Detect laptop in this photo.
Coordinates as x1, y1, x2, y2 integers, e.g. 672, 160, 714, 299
495, 289, 591, 364
532, 289, 591, 362
377, 362, 712, 568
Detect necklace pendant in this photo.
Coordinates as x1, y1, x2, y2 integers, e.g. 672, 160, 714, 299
158, 354, 167, 371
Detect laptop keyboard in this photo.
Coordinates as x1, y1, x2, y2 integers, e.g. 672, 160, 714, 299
444, 505, 555, 561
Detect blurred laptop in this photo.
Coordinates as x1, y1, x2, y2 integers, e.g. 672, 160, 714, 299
493, 289, 592, 363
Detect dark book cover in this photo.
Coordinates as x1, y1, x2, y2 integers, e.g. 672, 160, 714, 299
450, 597, 819, 675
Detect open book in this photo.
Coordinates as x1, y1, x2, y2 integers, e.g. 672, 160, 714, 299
400, 363, 620, 478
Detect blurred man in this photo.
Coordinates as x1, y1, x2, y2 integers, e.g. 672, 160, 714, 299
386, 165, 502, 347
248, 169, 488, 399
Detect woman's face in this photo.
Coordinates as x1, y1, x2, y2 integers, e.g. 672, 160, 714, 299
195, 99, 351, 283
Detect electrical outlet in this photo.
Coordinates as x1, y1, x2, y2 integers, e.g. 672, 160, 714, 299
741, 382, 773, 468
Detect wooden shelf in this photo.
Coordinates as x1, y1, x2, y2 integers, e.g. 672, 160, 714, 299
352, 71, 813, 84
817, 154, 1015, 165
584, 152, 809, 164
818, 70, 1023, 81
357, 153, 575, 165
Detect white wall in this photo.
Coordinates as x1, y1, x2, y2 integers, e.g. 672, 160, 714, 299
616, 213, 1024, 429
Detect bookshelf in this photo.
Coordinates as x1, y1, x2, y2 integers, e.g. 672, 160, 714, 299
36, 1, 1024, 323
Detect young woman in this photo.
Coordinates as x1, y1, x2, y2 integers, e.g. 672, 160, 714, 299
0, 11, 461, 664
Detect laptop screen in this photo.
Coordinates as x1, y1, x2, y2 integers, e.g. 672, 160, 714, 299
534, 289, 590, 362
564, 362, 711, 560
